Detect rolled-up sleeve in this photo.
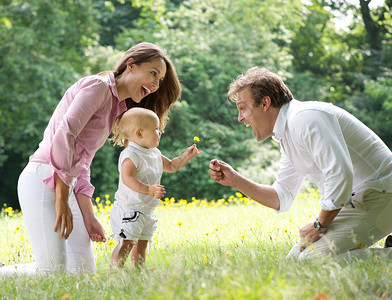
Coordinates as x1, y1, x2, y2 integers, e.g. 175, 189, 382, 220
48, 80, 108, 189
273, 151, 305, 213
74, 165, 95, 197
294, 110, 353, 210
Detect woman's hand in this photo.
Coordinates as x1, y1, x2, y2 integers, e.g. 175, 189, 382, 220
54, 173, 73, 239
85, 217, 107, 243
54, 198, 73, 239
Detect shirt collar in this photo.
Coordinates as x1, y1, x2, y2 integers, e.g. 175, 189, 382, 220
104, 72, 127, 115
128, 141, 155, 154
272, 101, 290, 143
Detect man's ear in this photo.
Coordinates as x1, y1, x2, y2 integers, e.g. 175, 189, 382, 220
261, 96, 271, 111
136, 128, 143, 138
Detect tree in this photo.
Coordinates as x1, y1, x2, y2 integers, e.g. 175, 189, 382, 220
115, 0, 304, 200
0, 0, 98, 207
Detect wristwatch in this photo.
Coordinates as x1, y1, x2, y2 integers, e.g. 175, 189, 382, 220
313, 219, 328, 233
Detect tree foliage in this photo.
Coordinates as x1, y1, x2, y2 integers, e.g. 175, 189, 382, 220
0, 0, 98, 205
1, 0, 392, 208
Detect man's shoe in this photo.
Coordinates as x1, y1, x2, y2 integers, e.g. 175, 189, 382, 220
384, 235, 392, 248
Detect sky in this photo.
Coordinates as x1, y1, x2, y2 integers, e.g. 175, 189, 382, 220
332, 0, 386, 31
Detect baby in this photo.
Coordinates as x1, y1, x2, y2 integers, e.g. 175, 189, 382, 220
110, 107, 201, 269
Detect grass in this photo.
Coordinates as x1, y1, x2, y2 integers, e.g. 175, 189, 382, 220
1, 190, 391, 300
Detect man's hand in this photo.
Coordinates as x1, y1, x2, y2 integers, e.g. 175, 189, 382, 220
299, 222, 324, 252
149, 184, 166, 199
208, 159, 237, 187
85, 217, 107, 243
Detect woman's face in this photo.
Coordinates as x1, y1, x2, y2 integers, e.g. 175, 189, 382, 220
122, 57, 167, 103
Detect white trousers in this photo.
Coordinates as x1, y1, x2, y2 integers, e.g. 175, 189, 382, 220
287, 189, 392, 260
3, 162, 96, 274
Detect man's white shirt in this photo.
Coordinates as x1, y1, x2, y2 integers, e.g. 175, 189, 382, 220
272, 99, 392, 213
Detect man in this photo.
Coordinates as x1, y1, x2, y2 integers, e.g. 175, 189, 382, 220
209, 67, 392, 259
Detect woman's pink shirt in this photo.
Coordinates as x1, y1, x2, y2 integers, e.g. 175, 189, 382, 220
29, 73, 127, 198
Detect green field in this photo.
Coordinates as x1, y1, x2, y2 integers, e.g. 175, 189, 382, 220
1, 190, 391, 299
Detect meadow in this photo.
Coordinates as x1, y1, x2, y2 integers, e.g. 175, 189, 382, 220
1, 189, 391, 300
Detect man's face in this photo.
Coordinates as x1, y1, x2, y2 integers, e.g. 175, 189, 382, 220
236, 88, 273, 142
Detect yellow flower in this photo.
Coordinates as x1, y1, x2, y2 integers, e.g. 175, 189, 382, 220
240, 235, 246, 239
95, 197, 101, 202
61, 294, 70, 300
93, 274, 100, 280
107, 215, 110, 220
108, 240, 115, 247
177, 222, 183, 226
105, 194, 110, 199
215, 227, 219, 231
205, 232, 209, 236
15, 226, 20, 231
193, 136, 200, 142
283, 228, 288, 233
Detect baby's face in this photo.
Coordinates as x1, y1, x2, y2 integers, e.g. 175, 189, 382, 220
139, 116, 161, 148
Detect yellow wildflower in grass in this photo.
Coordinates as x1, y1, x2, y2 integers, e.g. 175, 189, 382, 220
205, 232, 209, 236
215, 227, 219, 231
95, 197, 101, 203
177, 222, 183, 226
283, 228, 288, 233
240, 235, 246, 239
108, 240, 115, 247
107, 215, 110, 220
61, 294, 70, 300
106, 200, 111, 205
105, 194, 110, 199
93, 274, 100, 280
308, 245, 316, 252
193, 136, 200, 142
279, 242, 285, 247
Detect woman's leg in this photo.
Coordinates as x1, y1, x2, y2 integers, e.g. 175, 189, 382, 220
17, 163, 66, 272
65, 192, 96, 273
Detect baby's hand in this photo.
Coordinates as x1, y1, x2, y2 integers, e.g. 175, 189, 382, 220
186, 144, 202, 158
148, 185, 166, 199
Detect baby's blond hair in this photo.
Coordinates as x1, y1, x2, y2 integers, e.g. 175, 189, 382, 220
111, 108, 159, 147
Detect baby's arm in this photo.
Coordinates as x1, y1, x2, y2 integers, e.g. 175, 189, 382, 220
162, 144, 202, 173
121, 158, 165, 199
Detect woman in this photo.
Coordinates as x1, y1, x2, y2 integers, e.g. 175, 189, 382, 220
7, 42, 181, 274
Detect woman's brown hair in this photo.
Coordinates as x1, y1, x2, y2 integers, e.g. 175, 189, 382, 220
107, 42, 181, 146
